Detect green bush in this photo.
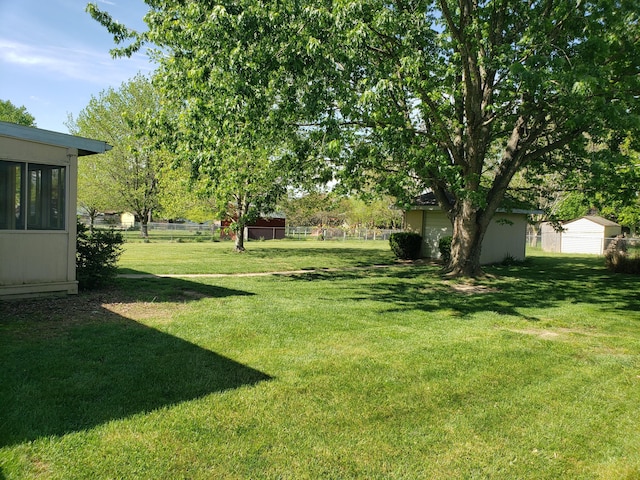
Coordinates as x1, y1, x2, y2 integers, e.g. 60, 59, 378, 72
389, 232, 422, 260
76, 220, 124, 290
438, 236, 452, 265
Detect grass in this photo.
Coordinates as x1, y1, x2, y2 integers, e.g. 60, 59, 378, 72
1, 242, 639, 479
120, 228, 220, 243
117, 239, 397, 275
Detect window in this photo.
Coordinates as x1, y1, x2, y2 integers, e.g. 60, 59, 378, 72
28, 164, 66, 230
0, 160, 66, 230
0, 161, 25, 229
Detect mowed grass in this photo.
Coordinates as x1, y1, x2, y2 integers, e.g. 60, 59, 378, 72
118, 239, 397, 275
1, 243, 640, 479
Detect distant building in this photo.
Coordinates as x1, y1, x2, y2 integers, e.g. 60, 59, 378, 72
221, 215, 286, 241
541, 216, 622, 255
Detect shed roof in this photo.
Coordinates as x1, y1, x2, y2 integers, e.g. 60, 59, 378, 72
565, 215, 620, 227
411, 191, 542, 214
0, 121, 111, 156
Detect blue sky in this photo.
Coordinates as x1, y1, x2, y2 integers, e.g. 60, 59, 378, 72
0, 0, 154, 133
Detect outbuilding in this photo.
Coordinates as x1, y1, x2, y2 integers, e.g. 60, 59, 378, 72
221, 215, 286, 241
0, 121, 110, 298
541, 215, 621, 255
405, 192, 538, 264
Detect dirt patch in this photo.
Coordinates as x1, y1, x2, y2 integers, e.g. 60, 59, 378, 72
446, 282, 499, 295
101, 302, 181, 322
510, 328, 561, 340
0, 290, 183, 337
507, 327, 612, 341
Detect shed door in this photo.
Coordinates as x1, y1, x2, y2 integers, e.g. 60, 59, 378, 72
422, 211, 452, 259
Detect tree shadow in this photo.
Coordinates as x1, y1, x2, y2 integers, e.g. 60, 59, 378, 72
284, 256, 640, 320
0, 276, 271, 448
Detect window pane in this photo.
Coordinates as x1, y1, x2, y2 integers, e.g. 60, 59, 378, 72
27, 164, 66, 230
0, 160, 25, 230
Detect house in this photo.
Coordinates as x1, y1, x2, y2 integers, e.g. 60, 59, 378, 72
404, 192, 538, 264
541, 215, 621, 255
0, 121, 110, 298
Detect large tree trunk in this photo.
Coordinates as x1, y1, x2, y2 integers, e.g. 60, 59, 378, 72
446, 200, 488, 277
443, 115, 532, 277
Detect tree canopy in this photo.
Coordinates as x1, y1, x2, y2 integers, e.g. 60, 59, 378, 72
67, 74, 165, 237
0, 100, 36, 126
88, 1, 314, 251
90, 0, 639, 273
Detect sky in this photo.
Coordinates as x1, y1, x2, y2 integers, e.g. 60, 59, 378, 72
0, 0, 154, 133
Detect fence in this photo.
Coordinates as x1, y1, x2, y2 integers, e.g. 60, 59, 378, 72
84, 220, 403, 243
527, 234, 640, 256
286, 226, 402, 241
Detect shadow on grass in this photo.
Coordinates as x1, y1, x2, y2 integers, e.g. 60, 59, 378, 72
285, 255, 640, 319
0, 276, 270, 448
110, 272, 257, 302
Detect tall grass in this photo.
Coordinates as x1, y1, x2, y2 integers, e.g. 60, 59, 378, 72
1, 245, 639, 479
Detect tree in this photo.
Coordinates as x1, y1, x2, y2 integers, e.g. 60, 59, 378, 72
279, 191, 343, 228
202, 142, 287, 251
67, 74, 164, 238
581, 136, 640, 231
518, 133, 640, 231
156, 163, 218, 224
340, 196, 403, 229
89, 1, 639, 272
318, 0, 640, 276
87, 2, 308, 252
0, 100, 36, 126
74, 145, 114, 233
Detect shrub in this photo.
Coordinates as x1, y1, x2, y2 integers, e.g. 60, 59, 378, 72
604, 236, 640, 274
76, 220, 124, 289
438, 236, 452, 265
389, 232, 422, 260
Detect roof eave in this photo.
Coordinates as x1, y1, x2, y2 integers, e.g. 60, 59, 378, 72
409, 205, 543, 215
0, 121, 112, 156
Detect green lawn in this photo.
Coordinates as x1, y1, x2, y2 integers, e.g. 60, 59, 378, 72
1, 243, 639, 479
118, 239, 398, 275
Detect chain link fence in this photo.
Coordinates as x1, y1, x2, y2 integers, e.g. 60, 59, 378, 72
83, 219, 403, 243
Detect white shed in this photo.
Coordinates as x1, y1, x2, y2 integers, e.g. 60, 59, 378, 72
0, 121, 110, 298
405, 193, 538, 265
559, 216, 621, 255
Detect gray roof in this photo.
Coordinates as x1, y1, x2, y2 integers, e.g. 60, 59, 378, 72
0, 121, 111, 156
412, 191, 542, 214
413, 192, 453, 207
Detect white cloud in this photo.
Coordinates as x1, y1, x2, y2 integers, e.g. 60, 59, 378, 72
0, 39, 152, 85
